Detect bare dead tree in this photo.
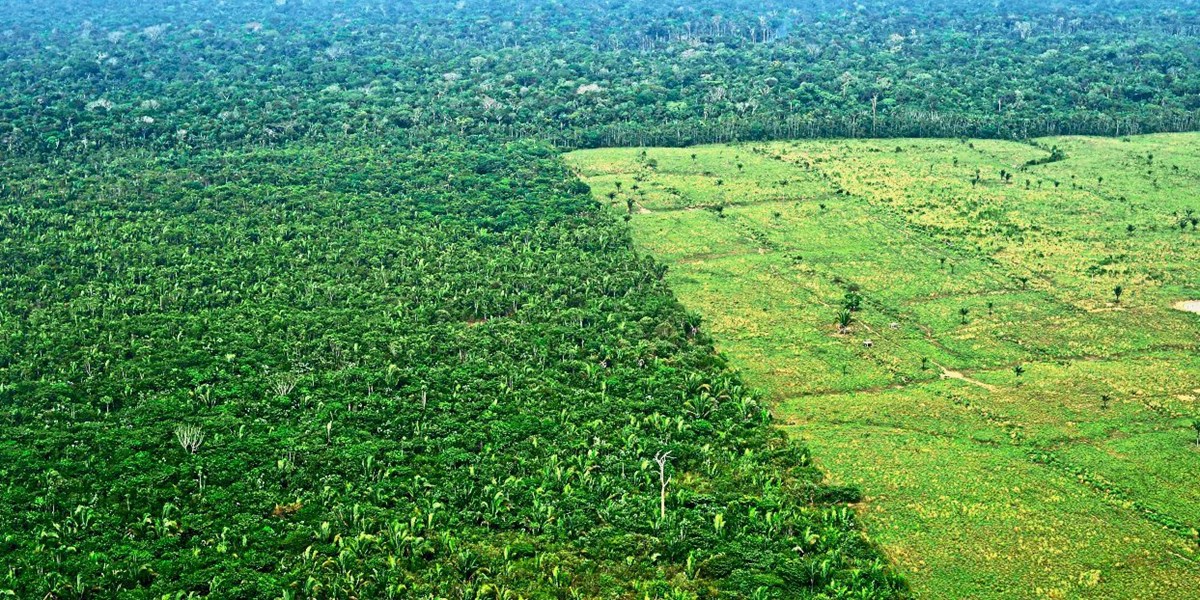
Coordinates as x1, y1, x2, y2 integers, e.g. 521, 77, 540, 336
273, 373, 298, 397
175, 424, 205, 454
654, 451, 673, 520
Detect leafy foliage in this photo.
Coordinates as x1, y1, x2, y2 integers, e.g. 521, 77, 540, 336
0, 143, 903, 597
1, 0, 1199, 156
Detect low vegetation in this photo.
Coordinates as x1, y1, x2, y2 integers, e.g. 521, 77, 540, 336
568, 134, 1200, 599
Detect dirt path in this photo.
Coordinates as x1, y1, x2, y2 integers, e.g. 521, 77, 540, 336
935, 363, 998, 391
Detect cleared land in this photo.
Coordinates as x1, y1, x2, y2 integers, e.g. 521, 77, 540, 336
566, 134, 1200, 599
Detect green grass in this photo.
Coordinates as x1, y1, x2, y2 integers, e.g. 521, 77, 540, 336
566, 134, 1200, 599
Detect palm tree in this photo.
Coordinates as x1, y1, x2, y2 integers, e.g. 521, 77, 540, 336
958, 307, 970, 324
1112, 285, 1123, 304
836, 308, 853, 334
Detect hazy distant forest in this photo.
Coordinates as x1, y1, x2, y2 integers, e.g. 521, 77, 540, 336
4, 0, 1200, 155
1, 1, 1198, 599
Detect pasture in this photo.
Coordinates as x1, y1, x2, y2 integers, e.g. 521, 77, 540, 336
566, 134, 1200, 599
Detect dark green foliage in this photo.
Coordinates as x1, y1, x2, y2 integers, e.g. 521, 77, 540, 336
0, 144, 904, 597
1, 0, 1199, 157
843, 291, 864, 312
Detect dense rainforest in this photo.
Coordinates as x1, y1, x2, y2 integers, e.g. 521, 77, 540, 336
1, 0, 1199, 156
2, 143, 899, 598
1, 0, 1198, 598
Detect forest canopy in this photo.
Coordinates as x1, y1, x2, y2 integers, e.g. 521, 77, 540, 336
1, 0, 1199, 156
0, 141, 901, 598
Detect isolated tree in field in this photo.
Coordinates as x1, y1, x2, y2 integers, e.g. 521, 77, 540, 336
843, 290, 863, 311
836, 308, 853, 334
1112, 285, 1123, 304
958, 307, 970, 324
1100, 394, 1111, 410
1013, 364, 1025, 378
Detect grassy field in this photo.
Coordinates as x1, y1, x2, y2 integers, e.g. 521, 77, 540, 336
565, 134, 1200, 599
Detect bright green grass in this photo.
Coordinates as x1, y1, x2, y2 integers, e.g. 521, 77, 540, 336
566, 134, 1200, 599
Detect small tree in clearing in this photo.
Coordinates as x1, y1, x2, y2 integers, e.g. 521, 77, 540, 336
843, 290, 863, 312
836, 309, 853, 334
1112, 285, 1124, 304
